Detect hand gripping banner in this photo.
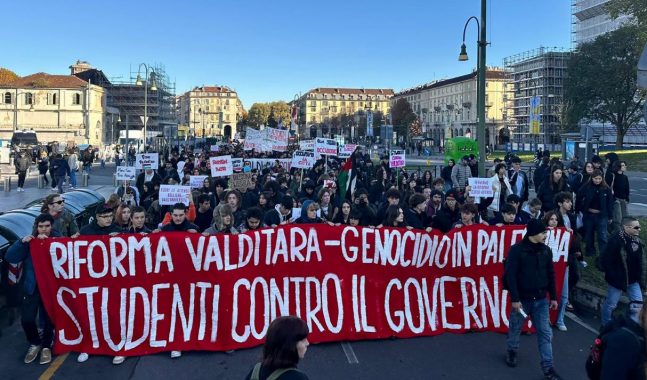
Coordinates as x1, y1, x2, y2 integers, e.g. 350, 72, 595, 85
29, 225, 569, 356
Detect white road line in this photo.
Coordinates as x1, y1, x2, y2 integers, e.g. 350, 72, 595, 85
324, 240, 341, 246
565, 312, 599, 335
630, 203, 647, 207
341, 342, 359, 364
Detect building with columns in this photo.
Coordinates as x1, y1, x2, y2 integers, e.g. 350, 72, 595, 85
177, 86, 245, 140
0, 73, 106, 146
392, 69, 506, 148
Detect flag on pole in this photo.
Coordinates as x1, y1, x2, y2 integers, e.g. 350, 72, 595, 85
338, 149, 357, 201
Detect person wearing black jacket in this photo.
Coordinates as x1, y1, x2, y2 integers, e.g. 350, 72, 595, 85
79, 204, 122, 236
504, 219, 560, 380
598, 312, 646, 380
404, 193, 431, 231
508, 157, 530, 204
352, 188, 376, 227
161, 203, 199, 233
51, 154, 71, 194
600, 217, 644, 327
577, 169, 614, 256
533, 156, 550, 191
126, 206, 152, 233
432, 190, 461, 233
536, 165, 571, 212
608, 160, 630, 234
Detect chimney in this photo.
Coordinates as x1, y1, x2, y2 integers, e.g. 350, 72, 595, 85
69, 60, 93, 75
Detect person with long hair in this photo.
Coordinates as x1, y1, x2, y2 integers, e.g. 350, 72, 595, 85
41, 194, 79, 238
332, 200, 352, 225
381, 205, 409, 228
317, 188, 337, 222
578, 169, 614, 257
204, 204, 239, 234
114, 203, 132, 230
245, 316, 310, 380
441, 159, 455, 191
536, 164, 571, 212
609, 160, 630, 234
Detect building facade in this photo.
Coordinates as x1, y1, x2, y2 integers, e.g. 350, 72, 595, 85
392, 69, 506, 148
295, 88, 394, 139
572, 0, 631, 47
177, 86, 245, 139
0, 73, 106, 146
503, 48, 570, 148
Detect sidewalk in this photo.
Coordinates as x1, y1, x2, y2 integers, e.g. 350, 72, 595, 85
0, 164, 118, 214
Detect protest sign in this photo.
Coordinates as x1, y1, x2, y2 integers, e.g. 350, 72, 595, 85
232, 158, 244, 172
135, 153, 159, 169
176, 161, 186, 174
159, 185, 192, 206
189, 175, 209, 189
299, 139, 315, 151
244, 128, 263, 151
389, 150, 406, 168
30, 225, 568, 356
210, 155, 233, 177
115, 166, 136, 181
210, 145, 219, 152
244, 158, 292, 172
338, 144, 358, 159
265, 127, 288, 152
230, 172, 254, 191
315, 138, 338, 156
468, 178, 494, 198
291, 151, 316, 169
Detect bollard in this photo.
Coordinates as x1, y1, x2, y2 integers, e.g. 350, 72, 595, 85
38, 174, 45, 189
82, 172, 89, 187
113, 173, 118, 187
3, 176, 11, 192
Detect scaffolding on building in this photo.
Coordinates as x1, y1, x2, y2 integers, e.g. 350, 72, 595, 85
107, 63, 177, 142
503, 47, 570, 149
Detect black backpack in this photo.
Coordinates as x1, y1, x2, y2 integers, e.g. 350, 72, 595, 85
585, 324, 644, 380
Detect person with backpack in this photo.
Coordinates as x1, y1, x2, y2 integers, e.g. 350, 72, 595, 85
504, 219, 561, 380
599, 217, 645, 327
245, 316, 310, 380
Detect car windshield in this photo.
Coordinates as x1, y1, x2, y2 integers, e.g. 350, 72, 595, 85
11, 132, 38, 146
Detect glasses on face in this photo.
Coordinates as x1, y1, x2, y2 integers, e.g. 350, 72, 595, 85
632, 226, 641, 230
98, 214, 113, 219
49, 200, 64, 205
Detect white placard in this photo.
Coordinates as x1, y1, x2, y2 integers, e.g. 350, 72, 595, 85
299, 139, 315, 151
115, 166, 137, 181
159, 185, 192, 206
189, 175, 209, 189
210, 145, 219, 152
389, 149, 406, 168
244, 128, 263, 151
315, 138, 337, 156
468, 178, 494, 197
338, 144, 357, 159
291, 150, 316, 169
265, 127, 289, 152
243, 158, 292, 172
232, 157, 244, 172
176, 160, 186, 174
135, 153, 159, 169
291, 207, 301, 221
210, 155, 233, 177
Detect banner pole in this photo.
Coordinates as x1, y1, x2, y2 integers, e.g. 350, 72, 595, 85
299, 168, 304, 192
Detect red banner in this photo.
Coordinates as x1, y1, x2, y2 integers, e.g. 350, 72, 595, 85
29, 225, 569, 356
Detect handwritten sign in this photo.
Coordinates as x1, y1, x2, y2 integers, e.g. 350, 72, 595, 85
210, 155, 233, 177
243, 128, 263, 151
210, 145, 219, 152
265, 127, 288, 152
189, 175, 209, 189
159, 185, 192, 206
338, 144, 357, 159
135, 153, 159, 169
115, 166, 136, 181
176, 161, 186, 174
315, 138, 337, 156
230, 172, 254, 191
389, 150, 406, 168
291, 150, 316, 169
299, 139, 315, 151
468, 178, 494, 198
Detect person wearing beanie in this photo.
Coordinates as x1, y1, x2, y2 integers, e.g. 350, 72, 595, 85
504, 218, 560, 379
404, 193, 431, 231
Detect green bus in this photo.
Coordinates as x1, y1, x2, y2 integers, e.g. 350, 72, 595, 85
444, 137, 479, 165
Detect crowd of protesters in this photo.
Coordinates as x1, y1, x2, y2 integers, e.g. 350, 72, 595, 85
3, 140, 641, 378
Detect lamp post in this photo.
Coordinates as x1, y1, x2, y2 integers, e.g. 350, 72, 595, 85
135, 63, 157, 152
458, 0, 487, 176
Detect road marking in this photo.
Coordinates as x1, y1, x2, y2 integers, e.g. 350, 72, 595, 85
630, 203, 647, 207
39, 352, 69, 380
341, 342, 359, 364
565, 312, 598, 335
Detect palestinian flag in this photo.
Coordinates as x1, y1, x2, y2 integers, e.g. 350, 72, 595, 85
338, 150, 357, 201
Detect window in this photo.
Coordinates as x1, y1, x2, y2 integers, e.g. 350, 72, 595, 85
3, 92, 11, 104
48, 93, 57, 105
73, 93, 81, 105
310, 101, 316, 107
25, 93, 33, 105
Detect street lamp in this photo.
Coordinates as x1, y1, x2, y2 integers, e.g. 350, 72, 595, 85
458, 0, 487, 176
135, 63, 157, 151
199, 108, 205, 142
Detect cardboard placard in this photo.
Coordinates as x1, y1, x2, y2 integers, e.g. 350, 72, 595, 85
115, 166, 137, 181
338, 144, 357, 159
159, 185, 192, 206
210, 155, 233, 177
291, 150, 316, 169
299, 139, 315, 151
468, 178, 494, 198
389, 150, 406, 168
230, 172, 254, 191
135, 153, 159, 169
315, 138, 338, 156
189, 175, 209, 189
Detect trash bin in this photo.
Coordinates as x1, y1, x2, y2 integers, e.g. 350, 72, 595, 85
82, 172, 89, 187
3, 177, 11, 192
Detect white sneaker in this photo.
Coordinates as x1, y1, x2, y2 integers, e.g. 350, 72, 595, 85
557, 324, 567, 331
50, 188, 57, 192
24, 344, 41, 364
69, 186, 75, 190
170, 350, 182, 358
77, 352, 89, 363
112, 356, 126, 365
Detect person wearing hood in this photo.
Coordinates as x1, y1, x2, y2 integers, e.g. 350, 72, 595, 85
298, 180, 317, 201
295, 200, 324, 224
135, 168, 162, 196
204, 204, 239, 234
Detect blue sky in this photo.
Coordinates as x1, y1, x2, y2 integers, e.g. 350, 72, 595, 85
2, 0, 571, 108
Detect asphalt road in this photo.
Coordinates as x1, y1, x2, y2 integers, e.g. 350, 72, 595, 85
0, 311, 596, 380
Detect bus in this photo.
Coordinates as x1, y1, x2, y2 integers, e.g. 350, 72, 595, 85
443, 137, 479, 165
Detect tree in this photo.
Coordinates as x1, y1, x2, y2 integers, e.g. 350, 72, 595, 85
564, 24, 647, 147
268, 101, 291, 126
391, 99, 418, 141
0, 68, 19, 85
267, 110, 278, 129
606, 0, 647, 34
247, 103, 270, 127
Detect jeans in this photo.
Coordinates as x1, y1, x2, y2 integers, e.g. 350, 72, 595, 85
22, 290, 54, 347
56, 175, 66, 193
556, 268, 569, 327
17, 170, 27, 188
69, 170, 77, 187
584, 212, 608, 256
507, 298, 553, 373
601, 282, 643, 326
